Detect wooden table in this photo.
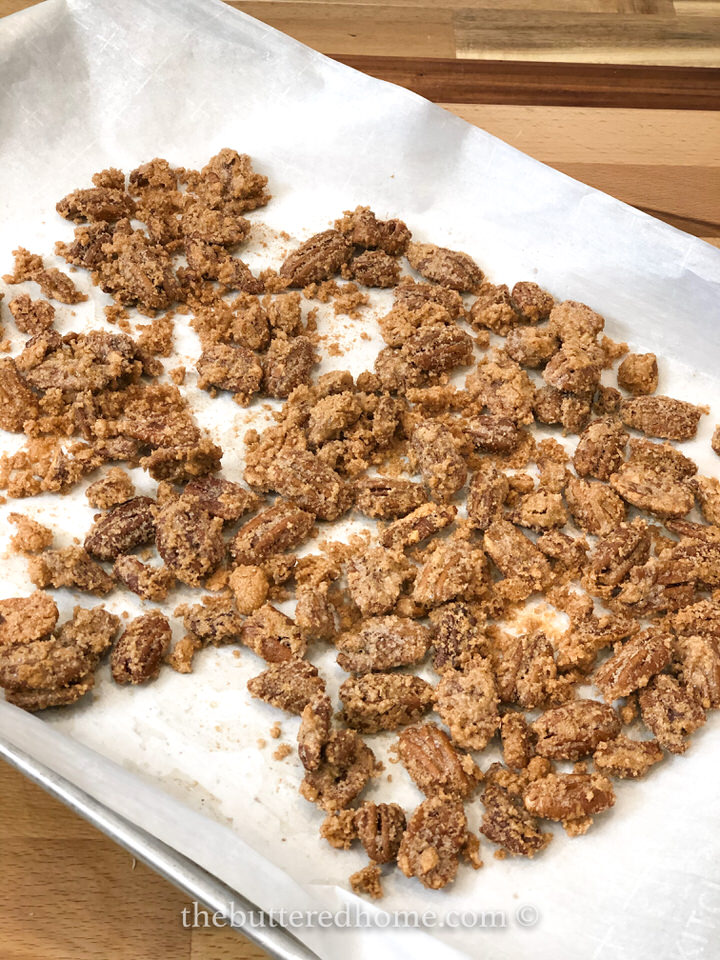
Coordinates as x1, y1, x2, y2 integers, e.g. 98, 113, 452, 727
1, 2, 718, 959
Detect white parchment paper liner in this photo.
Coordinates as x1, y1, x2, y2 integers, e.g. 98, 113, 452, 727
1, 1, 720, 958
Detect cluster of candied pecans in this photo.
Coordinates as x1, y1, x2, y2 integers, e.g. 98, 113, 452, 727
1, 149, 719, 899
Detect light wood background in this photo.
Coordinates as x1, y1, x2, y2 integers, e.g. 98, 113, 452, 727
1, 1, 718, 959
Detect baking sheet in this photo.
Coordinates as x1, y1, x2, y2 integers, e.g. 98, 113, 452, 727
1, 1, 720, 958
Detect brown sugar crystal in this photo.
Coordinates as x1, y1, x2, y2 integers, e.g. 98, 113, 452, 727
8, 513, 53, 553
85, 467, 135, 509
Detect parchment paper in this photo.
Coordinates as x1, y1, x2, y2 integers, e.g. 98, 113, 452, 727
1, 1, 720, 958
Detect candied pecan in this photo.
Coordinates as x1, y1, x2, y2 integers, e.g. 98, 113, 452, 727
410, 419, 467, 502
0, 636, 95, 693
8, 294, 55, 335
4, 247, 88, 304
350, 250, 400, 287
300, 729, 377, 811
673, 634, 720, 710
182, 149, 270, 214
230, 502, 314, 565
505, 324, 558, 367
85, 468, 134, 510
154, 499, 224, 587
430, 602, 487, 673
263, 335, 315, 398
532, 700, 621, 760
349, 864, 383, 899
494, 632, 565, 709
548, 300, 604, 342
0, 358, 41, 432
617, 353, 658, 396
435, 661, 499, 749
307, 392, 362, 447
84, 496, 155, 561
509, 490, 567, 532
393, 277, 464, 318
5, 675, 96, 712
280, 230, 352, 287
257, 451, 350, 522
339, 673, 434, 732
467, 350, 535, 425
406, 242, 483, 292
179, 595, 241, 647
398, 723, 480, 799
536, 529, 588, 575
610, 556, 696, 619
380, 503, 456, 552
0, 592, 58, 647
403, 323, 473, 374
354, 802, 406, 863
594, 633, 672, 701
321, 810, 361, 851
334, 206, 411, 255
228, 564, 269, 615
183, 476, 259, 523
413, 539, 489, 607
240, 603, 305, 663
593, 735, 664, 779
354, 476, 427, 520
298, 693, 332, 770
28, 546, 114, 596
544, 343, 600, 396
141, 439, 223, 485
113, 555, 174, 602
639, 675, 706, 754
671, 599, 720, 637
111, 611, 171, 685
247, 659, 325, 714
610, 461, 694, 519
466, 463, 509, 531
573, 418, 628, 481
336, 616, 430, 674
468, 282, 519, 335
584, 520, 651, 597
463, 414, 520, 454
57, 185, 135, 223
484, 520, 551, 590
565, 476, 626, 536
296, 581, 337, 641
397, 797, 469, 889
523, 772, 615, 823
511, 281, 554, 322
93, 227, 180, 312
693, 475, 720, 526
713, 425, 720, 457
347, 546, 411, 616
481, 781, 551, 857
196, 344, 263, 403
621, 396, 703, 441
501, 712, 536, 770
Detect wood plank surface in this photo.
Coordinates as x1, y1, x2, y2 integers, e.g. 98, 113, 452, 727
332, 56, 720, 109
0, 1, 718, 960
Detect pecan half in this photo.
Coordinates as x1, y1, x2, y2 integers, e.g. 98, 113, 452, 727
398, 723, 480, 798
532, 700, 621, 760
247, 659, 325, 714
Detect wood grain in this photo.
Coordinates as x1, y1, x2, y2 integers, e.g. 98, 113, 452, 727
454, 9, 720, 65
332, 56, 720, 109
